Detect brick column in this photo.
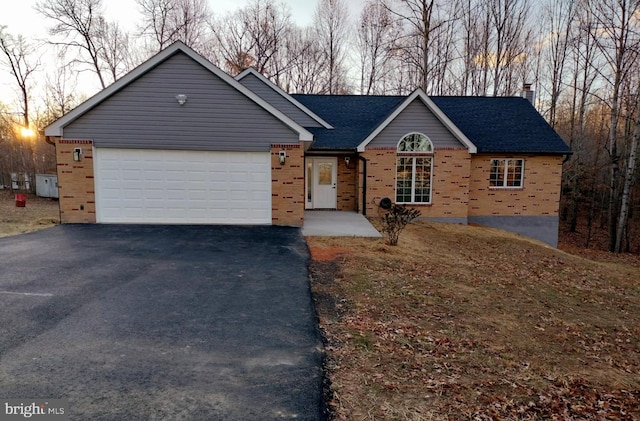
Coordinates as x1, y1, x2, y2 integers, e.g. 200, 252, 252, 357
271, 144, 304, 226
56, 139, 96, 223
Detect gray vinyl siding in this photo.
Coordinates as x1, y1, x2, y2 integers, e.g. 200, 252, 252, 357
368, 99, 466, 149
238, 73, 323, 128
63, 52, 299, 151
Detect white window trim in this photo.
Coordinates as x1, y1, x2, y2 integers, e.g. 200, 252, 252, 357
489, 158, 525, 189
396, 133, 434, 204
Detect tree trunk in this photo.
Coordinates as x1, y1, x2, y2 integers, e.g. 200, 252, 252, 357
614, 94, 640, 252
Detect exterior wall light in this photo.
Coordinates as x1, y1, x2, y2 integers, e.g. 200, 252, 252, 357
279, 151, 286, 165
344, 156, 350, 166
175, 94, 188, 105
73, 148, 82, 162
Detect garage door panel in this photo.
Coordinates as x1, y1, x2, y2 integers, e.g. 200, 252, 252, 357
95, 149, 272, 224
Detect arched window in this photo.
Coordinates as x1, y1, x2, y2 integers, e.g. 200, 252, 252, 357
396, 133, 433, 204
397, 133, 433, 153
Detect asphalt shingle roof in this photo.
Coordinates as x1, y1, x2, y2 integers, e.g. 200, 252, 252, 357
292, 94, 405, 150
292, 94, 570, 154
431, 96, 570, 154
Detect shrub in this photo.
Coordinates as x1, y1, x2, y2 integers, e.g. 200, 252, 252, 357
380, 202, 421, 245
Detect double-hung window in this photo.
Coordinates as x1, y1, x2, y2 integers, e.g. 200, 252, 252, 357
490, 158, 524, 188
396, 133, 433, 204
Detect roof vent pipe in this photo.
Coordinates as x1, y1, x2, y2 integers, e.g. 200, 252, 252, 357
522, 83, 535, 105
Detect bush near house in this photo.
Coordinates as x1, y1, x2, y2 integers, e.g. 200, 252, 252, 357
378, 199, 422, 246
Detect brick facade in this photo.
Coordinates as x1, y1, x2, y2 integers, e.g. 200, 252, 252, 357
55, 138, 96, 223
336, 155, 358, 211
361, 147, 471, 218
53, 141, 562, 229
468, 155, 563, 217
271, 144, 305, 226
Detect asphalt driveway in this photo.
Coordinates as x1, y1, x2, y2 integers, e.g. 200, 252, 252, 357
0, 225, 324, 420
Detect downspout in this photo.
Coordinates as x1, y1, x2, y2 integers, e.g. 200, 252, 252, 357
358, 155, 367, 216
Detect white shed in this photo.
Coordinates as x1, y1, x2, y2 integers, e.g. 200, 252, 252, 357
36, 174, 59, 199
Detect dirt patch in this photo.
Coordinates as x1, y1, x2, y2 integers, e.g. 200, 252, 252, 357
309, 221, 640, 420
0, 191, 59, 238
307, 238, 351, 262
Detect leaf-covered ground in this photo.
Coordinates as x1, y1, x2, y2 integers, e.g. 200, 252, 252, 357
308, 222, 640, 420
0, 191, 59, 238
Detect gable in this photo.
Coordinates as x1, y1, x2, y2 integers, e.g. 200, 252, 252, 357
367, 98, 468, 150
237, 71, 329, 129
61, 52, 299, 151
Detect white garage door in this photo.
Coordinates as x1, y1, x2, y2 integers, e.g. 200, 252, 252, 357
94, 148, 272, 224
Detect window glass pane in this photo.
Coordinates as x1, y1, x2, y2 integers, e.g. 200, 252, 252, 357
414, 157, 432, 202
318, 163, 332, 185
506, 159, 523, 187
397, 133, 432, 152
490, 159, 505, 187
396, 157, 413, 202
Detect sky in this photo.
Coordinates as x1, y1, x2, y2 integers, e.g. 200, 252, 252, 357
0, 0, 366, 120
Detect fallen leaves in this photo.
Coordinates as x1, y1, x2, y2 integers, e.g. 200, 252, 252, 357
309, 221, 640, 421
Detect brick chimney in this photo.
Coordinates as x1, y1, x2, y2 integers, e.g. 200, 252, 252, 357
522, 83, 535, 105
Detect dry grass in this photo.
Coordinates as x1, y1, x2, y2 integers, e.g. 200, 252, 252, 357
308, 222, 640, 420
0, 191, 59, 238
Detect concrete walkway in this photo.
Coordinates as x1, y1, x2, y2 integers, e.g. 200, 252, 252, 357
302, 211, 382, 237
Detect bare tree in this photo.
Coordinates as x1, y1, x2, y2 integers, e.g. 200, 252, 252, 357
0, 27, 40, 189
543, 0, 576, 128
97, 19, 131, 82
211, 10, 258, 74
561, 3, 600, 234
0, 28, 39, 129
43, 58, 80, 122
314, 0, 351, 94
616, 91, 639, 252
239, 0, 293, 79
36, 0, 108, 88
284, 27, 328, 93
455, 0, 485, 95
587, 0, 640, 251
357, 0, 399, 94
137, 0, 210, 51
486, 0, 531, 96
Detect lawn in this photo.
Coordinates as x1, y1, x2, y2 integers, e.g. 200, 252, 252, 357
0, 191, 59, 238
307, 222, 640, 420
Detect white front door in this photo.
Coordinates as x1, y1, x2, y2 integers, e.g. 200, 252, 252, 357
311, 158, 337, 209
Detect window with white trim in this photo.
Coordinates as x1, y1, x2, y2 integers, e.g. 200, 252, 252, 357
490, 158, 524, 188
396, 133, 433, 204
